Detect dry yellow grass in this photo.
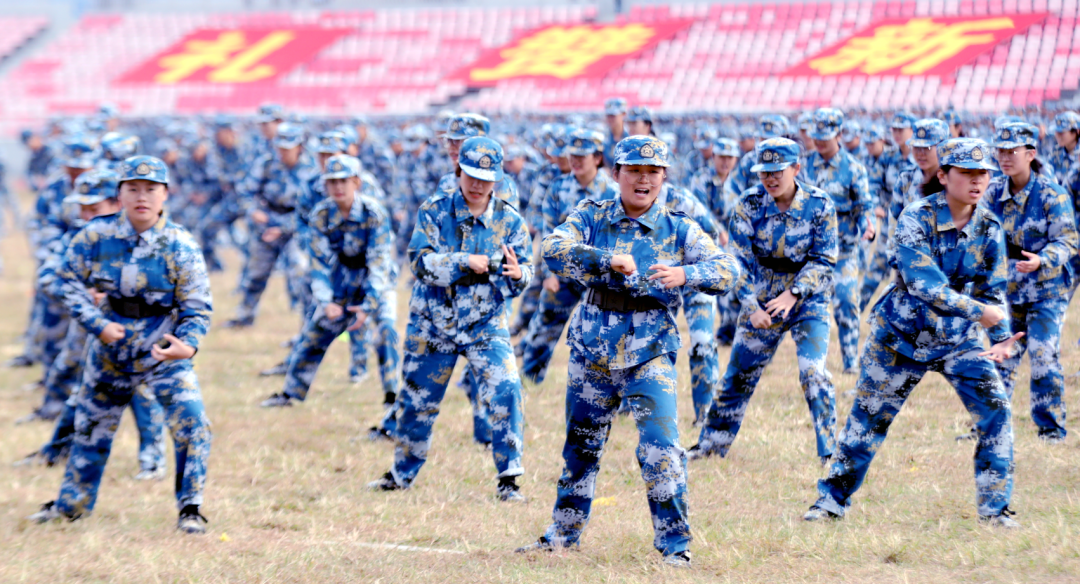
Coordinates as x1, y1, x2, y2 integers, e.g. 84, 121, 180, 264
1, 192, 1079, 583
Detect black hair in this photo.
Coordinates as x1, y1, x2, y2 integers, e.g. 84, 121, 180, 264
1025, 146, 1044, 174
921, 173, 945, 196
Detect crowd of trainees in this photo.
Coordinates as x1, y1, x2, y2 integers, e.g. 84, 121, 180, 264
7, 101, 1080, 569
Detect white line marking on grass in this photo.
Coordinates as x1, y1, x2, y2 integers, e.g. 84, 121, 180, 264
350, 542, 467, 555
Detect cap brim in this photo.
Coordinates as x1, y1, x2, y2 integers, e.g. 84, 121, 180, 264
949, 160, 999, 171
907, 139, 940, 147
322, 171, 357, 181
65, 158, 96, 169
994, 140, 1027, 149
890, 123, 910, 130
461, 166, 501, 182
617, 157, 670, 168
64, 194, 111, 205
750, 162, 793, 173
547, 147, 568, 157
275, 139, 303, 149
605, 108, 624, 115
809, 130, 840, 140
566, 147, 599, 157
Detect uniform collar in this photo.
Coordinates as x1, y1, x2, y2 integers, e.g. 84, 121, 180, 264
327, 192, 365, 229
764, 182, 810, 218
1000, 174, 1035, 207
454, 189, 495, 227
813, 150, 842, 170
116, 211, 168, 241
932, 192, 978, 236
611, 195, 661, 231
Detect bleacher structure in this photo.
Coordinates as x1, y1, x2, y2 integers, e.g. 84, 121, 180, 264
0, 1, 1076, 130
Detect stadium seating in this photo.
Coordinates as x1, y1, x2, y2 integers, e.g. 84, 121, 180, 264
0, 1, 1078, 129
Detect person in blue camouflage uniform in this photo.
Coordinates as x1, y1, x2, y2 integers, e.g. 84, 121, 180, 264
169, 132, 216, 235
260, 156, 400, 423
390, 124, 437, 258
367, 137, 533, 501
23, 129, 55, 194
858, 125, 896, 310
28, 156, 214, 535
1050, 112, 1080, 185
841, 120, 868, 161
625, 106, 655, 137
257, 130, 381, 384
250, 103, 284, 162
97, 132, 141, 173
889, 119, 950, 220
602, 97, 628, 168
689, 138, 839, 465
985, 123, 1077, 443
801, 108, 875, 374
198, 115, 248, 273
15, 170, 167, 478
349, 115, 396, 192
433, 113, 521, 445
519, 127, 619, 383
691, 137, 741, 344
724, 115, 790, 207
13, 136, 96, 369
804, 138, 1023, 528
223, 123, 319, 327
515, 136, 739, 568
509, 124, 571, 338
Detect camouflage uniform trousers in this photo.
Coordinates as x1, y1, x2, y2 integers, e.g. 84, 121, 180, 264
859, 222, 891, 312
832, 252, 862, 370
813, 335, 1014, 518
697, 306, 836, 459
24, 292, 69, 368
282, 301, 401, 433
542, 349, 691, 556
296, 265, 373, 379
41, 377, 168, 472
715, 290, 741, 346
197, 201, 241, 272
54, 352, 210, 518
997, 297, 1069, 440
235, 231, 301, 321
519, 282, 582, 383
40, 320, 89, 412
389, 329, 524, 487
682, 292, 720, 424
510, 243, 545, 336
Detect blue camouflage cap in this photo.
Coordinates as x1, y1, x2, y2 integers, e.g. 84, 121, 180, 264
313, 130, 348, 154
809, 108, 844, 140
256, 103, 285, 123
841, 120, 862, 143
547, 124, 570, 157
908, 118, 950, 148
938, 138, 998, 171
65, 169, 120, 205
101, 132, 141, 161
274, 122, 304, 149
759, 114, 790, 139
459, 136, 504, 182
566, 128, 605, 156
890, 112, 917, 130
994, 122, 1039, 150
98, 103, 119, 119
694, 126, 719, 149
751, 137, 801, 173
797, 112, 813, 131
865, 124, 887, 142
119, 155, 170, 185
625, 106, 653, 123
402, 124, 431, 150
614, 135, 670, 167
712, 137, 741, 157
20, 129, 32, 144
321, 154, 362, 182
943, 110, 963, 126
444, 113, 490, 140
993, 115, 1024, 130
335, 124, 359, 148
504, 144, 528, 160
1051, 111, 1080, 133
738, 123, 757, 139
62, 135, 99, 169
213, 114, 237, 129
605, 97, 628, 115
350, 114, 369, 127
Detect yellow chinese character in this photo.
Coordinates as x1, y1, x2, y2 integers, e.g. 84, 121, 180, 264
808, 18, 1015, 76
154, 30, 294, 84
470, 24, 656, 82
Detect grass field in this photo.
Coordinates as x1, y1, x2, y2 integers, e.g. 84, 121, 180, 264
1, 194, 1079, 583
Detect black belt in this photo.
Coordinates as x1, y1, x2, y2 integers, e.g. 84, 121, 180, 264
337, 252, 367, 270
584, 289, 667, 313
835, 210, 852, 217
757, 256, 807, 274
107, 296, 174, 319
264, 201, 296, 215
455, 272, 491, 286
1006, 242, 1027, 261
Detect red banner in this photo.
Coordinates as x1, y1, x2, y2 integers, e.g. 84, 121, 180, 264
450, 20, 695, 87
115, 28, 351, 85
784, 14, 1048, 77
